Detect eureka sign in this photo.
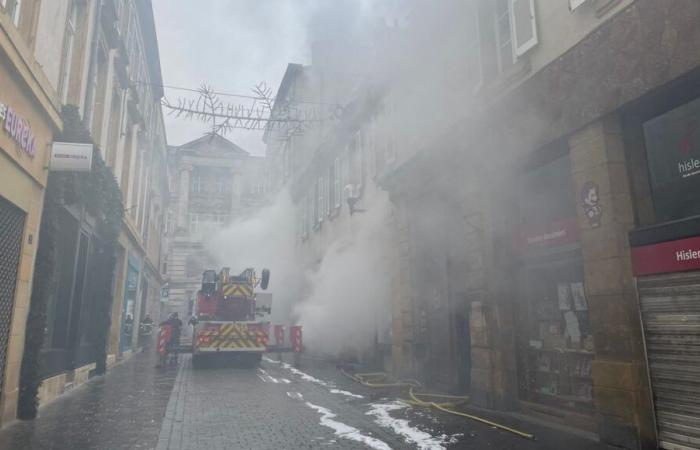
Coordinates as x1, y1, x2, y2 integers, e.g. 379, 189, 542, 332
0, 103, 37, 158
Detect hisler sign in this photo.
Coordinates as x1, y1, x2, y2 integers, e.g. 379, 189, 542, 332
631, 235, 700, 276
0, 102, 37, 158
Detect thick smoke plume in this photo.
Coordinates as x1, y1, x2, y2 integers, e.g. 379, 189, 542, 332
295, 192, 393, 357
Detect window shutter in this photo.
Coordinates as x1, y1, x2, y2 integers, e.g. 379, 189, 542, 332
569, 0, 588, 12
509, 0, 538, 56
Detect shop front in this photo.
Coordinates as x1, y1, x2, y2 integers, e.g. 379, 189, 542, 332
0, 40, 60, 422
627, 94, 700, 450
507, 150, 596, 430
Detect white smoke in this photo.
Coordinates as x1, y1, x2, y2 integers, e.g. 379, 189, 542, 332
205, 190, 302, 325
294, 191, 393, 356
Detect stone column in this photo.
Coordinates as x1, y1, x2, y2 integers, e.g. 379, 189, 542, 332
568, 115, 656, 449
177, 165, 192, 231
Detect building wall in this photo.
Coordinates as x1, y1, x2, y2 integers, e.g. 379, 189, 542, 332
0, 2, 62, 425
162, 136, 264, 320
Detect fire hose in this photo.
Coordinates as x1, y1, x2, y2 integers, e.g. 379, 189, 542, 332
340, 369, 535, 440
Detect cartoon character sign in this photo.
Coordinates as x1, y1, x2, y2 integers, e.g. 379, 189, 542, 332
581, 181, 602, 227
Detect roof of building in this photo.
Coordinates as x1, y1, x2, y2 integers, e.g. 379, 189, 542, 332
174, 133, 250, 156
135, 0, 164, 99
263, 63, 305, 143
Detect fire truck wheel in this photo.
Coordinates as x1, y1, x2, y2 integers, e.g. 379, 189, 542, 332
261, 269, 270, 290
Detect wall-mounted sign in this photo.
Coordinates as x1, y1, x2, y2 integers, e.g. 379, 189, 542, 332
0, 103, 37, 158
643, 96, 700, 221
513, 218, 580, 251
631, 235, 700, 276
49, 142, 93, 172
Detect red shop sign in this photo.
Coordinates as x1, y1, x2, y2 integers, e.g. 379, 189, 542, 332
512, 218, 580, 251
631, 235, 700, 276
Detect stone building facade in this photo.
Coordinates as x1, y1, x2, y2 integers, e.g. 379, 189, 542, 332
267, 1, 700, 449
379, 1, 700, 449
163, 134, 265, 320
0, 0, 169, 421
0, 0, 63, 424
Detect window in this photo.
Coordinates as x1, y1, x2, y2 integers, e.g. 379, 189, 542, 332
307, 195, 314, 233
300, 196, 308, 238
315, 176, 325, 225
494, 0, 514, 74
510, 0, 538, 57
191, 173, 201, 193
333, 157, 341, 209
189, 214, 199, 233
59, 1, 78, 104
2, 0, 22, 27
328, 164, 335, 215
466, 1, 483, 89
216, 177, 225, 194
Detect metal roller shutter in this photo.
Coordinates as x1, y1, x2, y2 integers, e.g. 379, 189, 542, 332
0, 197, 25, 398
638, 272, 700, 450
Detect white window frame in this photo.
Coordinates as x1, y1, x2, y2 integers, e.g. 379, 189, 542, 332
189, 214, 199, 233
509, 0, 538, 57
333, 157, 341, 209
3, 0, 22, 27
494, 0, 515, 74
191, 173, 201, 193
59, 1, 78, 104
317, 176, 325, 224
307, 195, 314, 233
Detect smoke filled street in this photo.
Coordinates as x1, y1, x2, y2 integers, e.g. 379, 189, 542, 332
1, 0, 700, 449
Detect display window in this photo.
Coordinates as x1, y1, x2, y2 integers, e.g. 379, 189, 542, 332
515, 258, 594, 413
507, 149, 594, 414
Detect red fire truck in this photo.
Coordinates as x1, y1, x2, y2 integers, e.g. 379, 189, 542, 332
185, 267, 301, 368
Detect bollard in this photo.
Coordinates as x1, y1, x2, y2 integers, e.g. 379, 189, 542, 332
290, 325, 303, 353
157, 324, 172, 355
274, 325, 285, 347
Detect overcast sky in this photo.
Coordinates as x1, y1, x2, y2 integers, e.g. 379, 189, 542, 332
152, 1, 317, 155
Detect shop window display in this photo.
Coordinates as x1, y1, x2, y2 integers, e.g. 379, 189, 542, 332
517, 259, 594, 413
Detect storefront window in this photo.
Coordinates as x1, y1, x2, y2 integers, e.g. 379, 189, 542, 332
508, 150, 595, 414
516, 260, 594, 412
643, 95, 700, 222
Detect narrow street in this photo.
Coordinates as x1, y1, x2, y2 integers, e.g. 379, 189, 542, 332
0, 351, 606, 450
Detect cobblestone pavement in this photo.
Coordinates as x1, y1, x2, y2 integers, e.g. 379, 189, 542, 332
157, 354, 610, 450
0, 350, 612, 450
0, 350, 179, 450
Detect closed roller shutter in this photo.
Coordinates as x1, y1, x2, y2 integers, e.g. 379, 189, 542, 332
0, 197, 25, 398
638, 272, 700, 450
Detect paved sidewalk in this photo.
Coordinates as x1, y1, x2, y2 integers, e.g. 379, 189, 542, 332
0, 351, 179, 450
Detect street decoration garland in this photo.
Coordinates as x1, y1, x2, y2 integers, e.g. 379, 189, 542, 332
18, 105, 123, 419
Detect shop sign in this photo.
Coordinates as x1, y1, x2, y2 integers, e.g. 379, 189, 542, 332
631, 235, 700, 275
49, 142, 93, 172
513, 218, 580, 251
0, 102, 37, 158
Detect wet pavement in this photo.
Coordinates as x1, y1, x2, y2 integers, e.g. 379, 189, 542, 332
0, 350, 612, 449
0, 350, 179, 450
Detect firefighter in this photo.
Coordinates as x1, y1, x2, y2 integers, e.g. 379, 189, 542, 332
160, 313, 183, 363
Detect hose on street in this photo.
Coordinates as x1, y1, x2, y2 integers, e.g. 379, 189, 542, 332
340, 368, 535, 440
